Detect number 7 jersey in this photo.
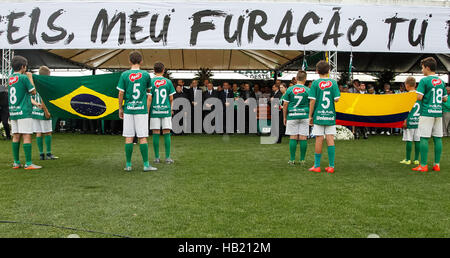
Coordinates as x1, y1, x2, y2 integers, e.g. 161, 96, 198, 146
117, 70, 151, 115
149, 76, 175, 118
308, 78, 340, 126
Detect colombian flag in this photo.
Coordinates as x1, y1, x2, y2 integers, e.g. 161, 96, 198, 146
336, 92, 417, 128
32, 73, 122, 120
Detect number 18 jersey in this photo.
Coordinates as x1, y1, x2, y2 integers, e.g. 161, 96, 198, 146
417, 76, 447, 118
308, 78, 340, 126
117, 70, 151, 115
149, 76, 175, 118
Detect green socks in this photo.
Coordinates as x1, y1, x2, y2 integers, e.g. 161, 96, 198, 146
420, 137, 429, 166
140, 143, 149, 167
153, 134, 160, 159
12, 142, 20, 164
433, 137, 442, 165
328, 145, 335, 168
45, 135, 52, 154
405, 141, 412, 161
289, 139, 297, 161
300, 140, 307, 161
164, 133, 171, 159
125, 143, 133, 167
23, 143, 32, 166
414, 141, 420, 161
314, 153, 321, 168
36, 136, 44, 155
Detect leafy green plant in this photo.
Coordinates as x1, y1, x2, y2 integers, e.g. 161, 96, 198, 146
194, 67, 214, 86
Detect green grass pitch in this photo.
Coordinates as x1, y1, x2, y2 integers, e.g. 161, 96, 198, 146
0, 134, 449, 238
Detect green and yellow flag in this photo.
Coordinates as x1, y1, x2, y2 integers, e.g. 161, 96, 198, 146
32, 73, 122, 120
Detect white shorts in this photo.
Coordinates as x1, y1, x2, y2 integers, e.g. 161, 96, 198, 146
418, 116, 443, 138
11, 118, 34, 134
33, 119, 52, 133
402, 128, 420, 142
285, 119, 309, 136
123, 113, 149, 138
312, 124, 336, 136
150, 117, 172, 130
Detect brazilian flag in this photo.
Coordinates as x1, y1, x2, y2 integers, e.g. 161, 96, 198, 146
32, 73, 122, 120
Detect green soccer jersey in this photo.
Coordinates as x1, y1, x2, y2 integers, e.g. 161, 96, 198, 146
8, 73, 35, 120
406, 97, 421, 129
417, 76, 447, 117
282, 84, 310, 120
149, 76, 175, 118
309, 78, 341, 126
32, 92, 49, 120
117, 70, 151, 115
443, 98, 450, 113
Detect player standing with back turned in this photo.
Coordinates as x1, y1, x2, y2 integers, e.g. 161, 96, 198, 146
117, 51, 157, 172
282, 70, 310, 165
412, 57, 448, 172
308, 61, 340, 173
149, 62, 175, 164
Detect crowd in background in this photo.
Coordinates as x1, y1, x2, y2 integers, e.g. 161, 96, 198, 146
1, 77, 450, 139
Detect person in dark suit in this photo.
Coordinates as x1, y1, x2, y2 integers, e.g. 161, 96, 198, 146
220, 82, 234, 134
0, 83, 11, 139
241, 83, 256, 134
270, 84, 283, 143
173, 84, 188, 135
187, 80, 202, 133
203, 82, 219, 133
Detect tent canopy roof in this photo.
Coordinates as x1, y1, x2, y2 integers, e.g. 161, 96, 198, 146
14, 49, 450, 74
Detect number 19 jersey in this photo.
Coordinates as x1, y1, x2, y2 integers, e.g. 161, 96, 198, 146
117, 70, 151, 115
308, 78, 340, 126
149, 76, 175, 118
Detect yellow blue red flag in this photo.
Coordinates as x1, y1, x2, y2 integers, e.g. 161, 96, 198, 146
336, 92, 417, 128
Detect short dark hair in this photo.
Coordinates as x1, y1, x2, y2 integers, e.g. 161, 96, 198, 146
296, 70, 307, 82
421, 57, 437, 72
154, 62, 165, 73
11, 55, 28, 72
352, 79, 360, 84
316, 60, 330, 75
129, 51, 143, 65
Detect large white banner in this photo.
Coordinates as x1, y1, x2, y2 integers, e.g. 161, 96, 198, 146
0, 1, 449, 53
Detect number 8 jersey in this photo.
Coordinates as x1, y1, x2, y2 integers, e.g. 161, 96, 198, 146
308, 78, 340, 126
117, 70, 152, 114
417, 76, 447, 117
8, 73, 35, 120
149, 76, 175, 118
